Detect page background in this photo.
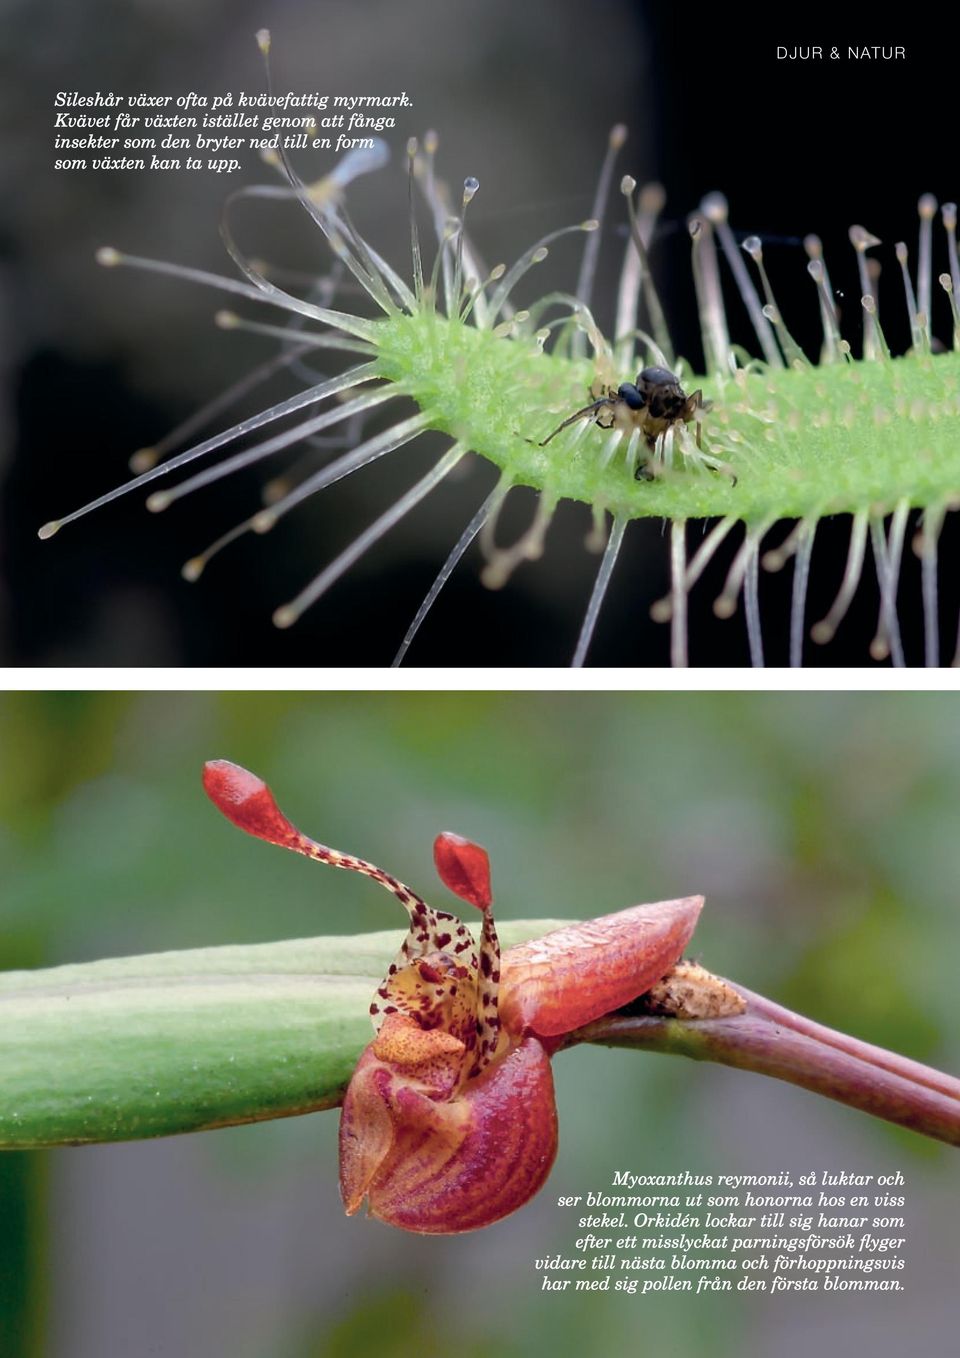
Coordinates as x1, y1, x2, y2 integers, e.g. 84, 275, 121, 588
4, 0, 955, 667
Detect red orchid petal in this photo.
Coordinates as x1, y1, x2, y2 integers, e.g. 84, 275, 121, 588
202, 759, 306, 850
499, 895, 703, 1038
433, 832, 492, 911
340, 1030, 557, 1234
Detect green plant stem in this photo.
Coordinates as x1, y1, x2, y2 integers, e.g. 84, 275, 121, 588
3, 937, 957, 1150
0, 922, 565, 1149
573, 979, 960, 1147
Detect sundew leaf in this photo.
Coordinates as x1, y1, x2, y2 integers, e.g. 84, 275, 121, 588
35, 74, 960, 667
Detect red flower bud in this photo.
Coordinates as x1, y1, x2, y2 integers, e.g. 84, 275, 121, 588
433, 831, 493, 912
499, 897, 703, 1040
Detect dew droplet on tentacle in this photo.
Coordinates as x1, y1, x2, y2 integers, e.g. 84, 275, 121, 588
451, 176, 481, 318
134, 334, 329, 479
688, 216, 731, 378
182, 518, 257, 583
894, 243, 924, 353
145, 383, 393, 514
786, 519, 816, 668
701, 191, 781, 369
406, 137, 426, 304
868, 501, 908, 666
572, 123, 627, 359
804, 236, 841, 363
40, 360, 382, 535
849, 225, 882, 360
713, 520, 773, 622
917, 193, 938, 329
860, 294, 892, 363
480, 486, 556, 591
741, 234, 808, 368
621, 175, 673, 365
810, 509, 869, 645
938, 271, 960, 349
942, 202, 960, 307
485, 224, 597, 329
650, 516, 737, 626
271, 443, 463, 630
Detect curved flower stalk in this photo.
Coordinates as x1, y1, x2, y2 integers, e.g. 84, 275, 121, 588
201, 760, 960, 1236
580, 980, 960, 1149
36, 33, 960, 665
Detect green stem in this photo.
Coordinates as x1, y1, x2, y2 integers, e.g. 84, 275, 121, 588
3, 939, 956, 1151
573, 979, 960, 1147
0, 921, 566, 1149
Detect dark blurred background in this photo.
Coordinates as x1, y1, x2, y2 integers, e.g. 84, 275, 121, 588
1, 1, 957, 667
1, 690, 958, 1356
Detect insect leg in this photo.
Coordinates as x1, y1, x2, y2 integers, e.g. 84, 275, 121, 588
538, 398, 615, 446
634, 430, 658, 482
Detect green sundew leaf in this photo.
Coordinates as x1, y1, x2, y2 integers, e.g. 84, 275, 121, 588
0, 920, 569, 1150
374, 312, 960, 522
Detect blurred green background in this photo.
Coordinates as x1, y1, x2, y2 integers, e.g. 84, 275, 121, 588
1, 691, 957, 1357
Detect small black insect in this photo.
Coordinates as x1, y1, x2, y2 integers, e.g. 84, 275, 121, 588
539, 366, 712, 481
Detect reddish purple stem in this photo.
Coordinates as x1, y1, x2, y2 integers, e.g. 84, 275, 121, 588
570, 977, 960, 1147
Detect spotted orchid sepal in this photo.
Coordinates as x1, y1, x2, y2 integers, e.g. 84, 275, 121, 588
202, 760, 703, 1232
200, 760, 480, 1033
